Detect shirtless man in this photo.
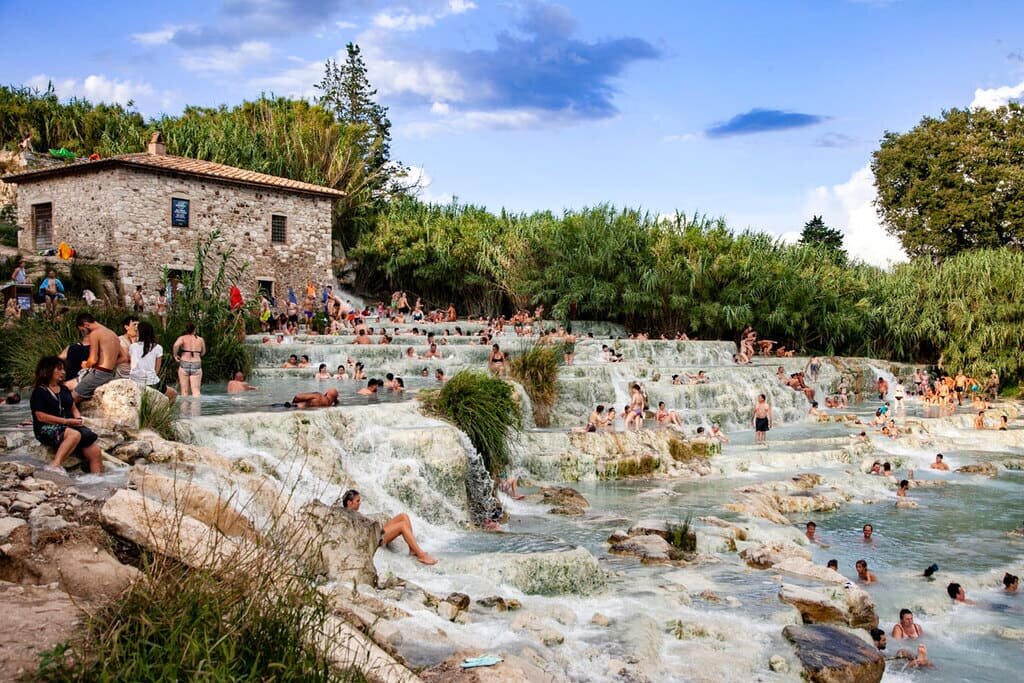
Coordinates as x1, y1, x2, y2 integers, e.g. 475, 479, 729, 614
855, 559, 877, 584
954, 371, 968, 406
289, 388, 339, 408
892, 609, 922, 639
930, 453, 949, 471
356, 379, 378, 396
424, 343, 442, 360
227, 371, 258, 393
752, 394, 772, 446
876, 376, 889, 400
655, 401, 682, 428
709, 422, 730, 444
282, 354, 299, 368
446, 303, 456, 322
353, 329, 372, 345
172, 323, 206, 397
974, 411, 987, 430
342, 489, 437, 565
73, 313, 126, 402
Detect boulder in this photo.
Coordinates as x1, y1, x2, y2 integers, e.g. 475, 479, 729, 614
129, 467, 257, 539
447, 547, 605, 596
0, 517, 26, 543
783, 624, 884, 683
740, 541, 812, 569
100, 489, 242, 570
956, 463, 998, 476
298, 502, 381, 587
792, 473, 823, 490
533, 486, 589, 510
627, 518, 670, 540
79, 379, 168, 430
475, 596, 521, 612
111, 440, 154, 463
778, 584, 878, 629
609, 534, 674, 563
774, 557, 848, 585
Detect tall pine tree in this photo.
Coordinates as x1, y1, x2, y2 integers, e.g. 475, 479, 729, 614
798, 215, 846, 260
317, 43, 392, 172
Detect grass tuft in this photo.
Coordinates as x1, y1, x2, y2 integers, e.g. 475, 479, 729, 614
508, 343, 561, 427
138, 389, 180, 441
420, 369, 521, 475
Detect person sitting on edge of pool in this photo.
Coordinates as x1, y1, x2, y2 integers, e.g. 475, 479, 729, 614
341, 489, 437, 565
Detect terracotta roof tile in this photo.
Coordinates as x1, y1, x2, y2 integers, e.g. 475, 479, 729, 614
2, 153, 345, 198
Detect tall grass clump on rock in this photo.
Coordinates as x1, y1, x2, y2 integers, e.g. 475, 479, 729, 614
508, 343, 561, 427
36, 551, 364, 682
138, 390, 180, 441
421, 369, 520, 475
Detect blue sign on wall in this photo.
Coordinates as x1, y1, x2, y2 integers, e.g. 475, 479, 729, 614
171, 197, 190, 227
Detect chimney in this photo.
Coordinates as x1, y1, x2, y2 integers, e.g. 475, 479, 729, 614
148, 131, 166, 156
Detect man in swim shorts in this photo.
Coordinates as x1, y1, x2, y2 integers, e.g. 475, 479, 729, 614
73, 313, 125, 401
752, 394, 772, 446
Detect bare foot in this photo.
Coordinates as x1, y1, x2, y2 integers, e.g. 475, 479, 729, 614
414, 553, 438, 565
512, 493, 526, 500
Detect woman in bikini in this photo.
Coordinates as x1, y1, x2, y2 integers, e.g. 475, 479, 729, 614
488, 344, 506, 377
891, 609, 923, 639
172, 323, 206, 397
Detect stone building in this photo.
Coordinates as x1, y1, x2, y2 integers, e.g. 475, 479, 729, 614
3, 134, 343, 301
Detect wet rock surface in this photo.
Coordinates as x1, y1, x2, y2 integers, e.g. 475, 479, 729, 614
783, 624, 884, 683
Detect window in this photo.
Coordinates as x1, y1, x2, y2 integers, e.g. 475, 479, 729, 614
32, 202, 53, 249
171, 198, 190, 227
271, 215, 287, 244
257, 279, 275, 300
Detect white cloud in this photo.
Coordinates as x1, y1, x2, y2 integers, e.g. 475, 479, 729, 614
970, 80, 1024, 109
403, 165, 452, 204
398, 108, 544, 137
372, 0, 476, 32
663, 132, 702, 143
803, 164, 906, 267
180, 41, 273, 74
335, 21, 358, 30
131, 25, 179, 45
27, 73, 154, 106
249, 60, 324, 99
430, 101, 450, 115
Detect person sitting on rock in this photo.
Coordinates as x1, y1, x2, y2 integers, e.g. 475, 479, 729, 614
342, 489, 437, 565
30, 356, 103, 474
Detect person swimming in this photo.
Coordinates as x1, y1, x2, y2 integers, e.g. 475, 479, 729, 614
892, 608, 922, 639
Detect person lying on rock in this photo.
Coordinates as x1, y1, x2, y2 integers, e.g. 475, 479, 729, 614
288, 388, 339, 408
342, 489, 437, 565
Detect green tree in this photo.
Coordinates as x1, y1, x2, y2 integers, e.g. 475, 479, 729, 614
872, 103, 1024, 260
798, 215, 845, 258
317, 43, 392, 172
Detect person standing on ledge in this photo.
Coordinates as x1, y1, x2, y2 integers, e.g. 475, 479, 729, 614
172, 323, 206, 397
342, 489, 437, 565
752, 393, 772, 446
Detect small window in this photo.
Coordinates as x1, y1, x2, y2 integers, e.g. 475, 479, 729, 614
271, 215, 287, 244
171, 198, 190, 227
257, 279, 275, 300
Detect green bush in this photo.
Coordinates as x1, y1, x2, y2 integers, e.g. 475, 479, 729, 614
667, 514, 697, 554
421, 369, 520, 475
138, 389, 180, 441
508, 343, 561, 427
36, 552, 365, 682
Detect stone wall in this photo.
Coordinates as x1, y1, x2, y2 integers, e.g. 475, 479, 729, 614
12, 165, 333, 300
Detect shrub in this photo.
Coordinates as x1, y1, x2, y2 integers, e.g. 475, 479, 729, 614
420, 369, 520, 475
667, 514, 697, 554
36, 551, 365, 682
138, 389, 180, 441
508, 343, 561, 427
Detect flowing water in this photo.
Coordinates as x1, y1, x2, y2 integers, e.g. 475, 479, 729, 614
3, 322, 1019, 681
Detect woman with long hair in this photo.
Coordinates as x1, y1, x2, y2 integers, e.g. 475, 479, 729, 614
29, 356, 103, 474
130, 320, 177, 402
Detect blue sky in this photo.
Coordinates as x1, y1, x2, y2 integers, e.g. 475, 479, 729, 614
3, 0, 1024, 265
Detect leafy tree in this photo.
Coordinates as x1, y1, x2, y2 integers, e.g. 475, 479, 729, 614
872, 103, 1024, 260
798, 215, 845, 258
317, 43, 392, 172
